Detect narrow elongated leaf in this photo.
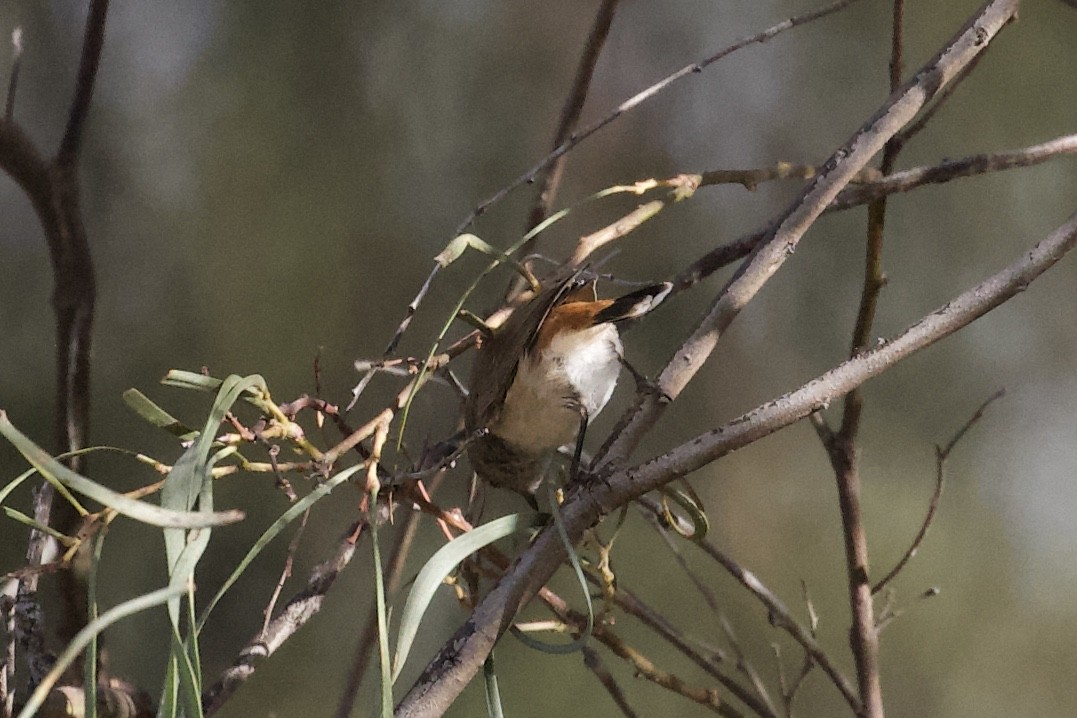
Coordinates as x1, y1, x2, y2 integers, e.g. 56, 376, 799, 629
123, 389, 198, 440
162, 374, 267, 580
391, 513, 544, 681
483, 654, 504, 718
371, 492, 393, 718
0, 413, 243, 528
161, 371, 225, 393
160, 374, 268, 717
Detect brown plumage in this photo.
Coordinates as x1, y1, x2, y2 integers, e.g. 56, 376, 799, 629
465, 271, 671, 506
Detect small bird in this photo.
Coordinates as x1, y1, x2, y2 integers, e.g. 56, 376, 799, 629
465, 270, 672, 507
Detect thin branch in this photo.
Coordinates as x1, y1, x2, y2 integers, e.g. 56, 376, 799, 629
395, 200, 1074, 716
58, 0, 110, 163
720, 617, 778, 718
203, 521, 365, 715
452, 0, 864, 238
824, 3, 907, 714
592, 626, 735, 716
261, 509, 310, 634
534, 590, 746, 717
829, 135, 1077, 209
582, 646, 640, 718
611, 587, 774, 718
871, 389, 1005, 594
891, 51, 986, 152
1, 595, 14, 718
594, 0, 1019, 474
673, 132, 1077, 292
513, 0, 620, 289
384, 0, 866, 353
637, 495, 857, 712
640, 504, 720, 611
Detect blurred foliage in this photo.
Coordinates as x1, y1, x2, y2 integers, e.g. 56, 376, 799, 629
2, 1, 1077, 716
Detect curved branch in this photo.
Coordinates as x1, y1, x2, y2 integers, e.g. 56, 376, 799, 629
1, 0, 110, 664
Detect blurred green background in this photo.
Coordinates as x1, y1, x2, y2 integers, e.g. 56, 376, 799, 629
2, 1, 1076, 716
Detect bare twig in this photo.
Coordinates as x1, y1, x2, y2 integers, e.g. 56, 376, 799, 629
611, 587, 772, 717
829, 135, 1077, 210
533, 590, 745, 717
772, 641, 814, 718
261, 509, 310, 634
592, 626, 734, 716
452, 0, 864, 239
203, 521, 365, 715
636, 493, 858, 712
871, 389, 1004, 594
2, 595, 13, 718
639, 504, 720, 611
511, 0, 620, 297
819, 3, 908, 714
582, 645, 640, 718
891, 51, 986, 152
58, 0, 110, 163
720, 617, 777, 717
676, 134, 1077, 291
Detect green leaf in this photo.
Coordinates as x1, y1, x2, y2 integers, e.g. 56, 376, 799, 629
371, 492, 393, 718
391, 513, 545, 682
158, 374, 267, 717
0, 413, 243, 529
161, 370, 225, 393
84, 527, 108, 718
483, 654, 504, 718
123, 388, 198, 440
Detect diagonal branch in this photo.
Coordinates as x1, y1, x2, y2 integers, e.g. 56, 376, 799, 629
395, 204, 1075, 717
508, 0, 620, 301
451, 0, 865, 239
525, 0, 619, 233
594, 0, 1020, 474
203, 522, 365, 715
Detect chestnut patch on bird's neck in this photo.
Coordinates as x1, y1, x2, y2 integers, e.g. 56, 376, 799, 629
533, 300, 615, 353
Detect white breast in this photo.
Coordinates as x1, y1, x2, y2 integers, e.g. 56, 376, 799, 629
492, 324, 623, 454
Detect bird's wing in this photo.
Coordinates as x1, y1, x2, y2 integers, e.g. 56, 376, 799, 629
465, 269, 586, 429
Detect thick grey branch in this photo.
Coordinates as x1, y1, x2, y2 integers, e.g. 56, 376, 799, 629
397, 204, 1076, 716
594, 0, 1020, 473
